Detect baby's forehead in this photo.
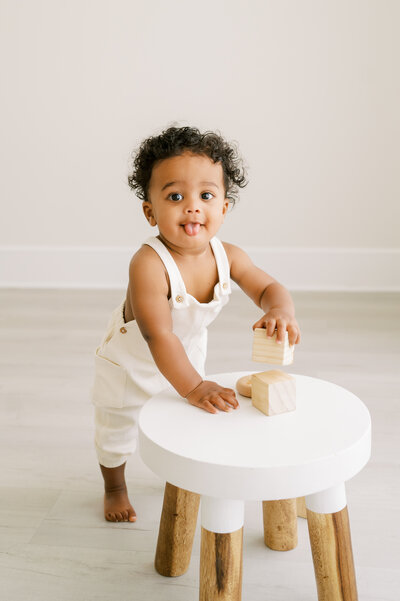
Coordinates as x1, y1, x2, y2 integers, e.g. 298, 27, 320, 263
150, 152, 224, 188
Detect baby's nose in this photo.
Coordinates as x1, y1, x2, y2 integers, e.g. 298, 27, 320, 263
184, 198, 201, 213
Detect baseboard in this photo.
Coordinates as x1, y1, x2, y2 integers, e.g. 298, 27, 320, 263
0, 246, 399, 291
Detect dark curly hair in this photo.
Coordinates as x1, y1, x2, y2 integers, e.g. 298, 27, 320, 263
127, 126, 248, 206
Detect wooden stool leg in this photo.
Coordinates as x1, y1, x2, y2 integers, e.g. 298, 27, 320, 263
307, 506, 358, 601
296, 496, 307, 518
262, 499, 298, 550
200, 526, 243, 601
155, 482, 200, 577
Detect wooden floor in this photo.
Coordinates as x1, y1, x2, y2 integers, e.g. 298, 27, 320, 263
1, 288, 399, 601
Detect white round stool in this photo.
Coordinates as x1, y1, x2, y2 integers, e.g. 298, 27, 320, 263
139, 372, 371, 601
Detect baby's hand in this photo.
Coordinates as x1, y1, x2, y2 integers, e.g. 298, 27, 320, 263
185, 380, 239, 415
253, 309, 301, 346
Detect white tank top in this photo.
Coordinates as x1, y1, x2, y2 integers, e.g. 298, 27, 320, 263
99, 236, 231, 404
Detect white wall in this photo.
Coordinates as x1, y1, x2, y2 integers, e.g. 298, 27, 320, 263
1, 0, 399, 288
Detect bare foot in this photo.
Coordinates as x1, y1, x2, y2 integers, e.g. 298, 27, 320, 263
104, 485, 136, 522
99, 462, 136, 523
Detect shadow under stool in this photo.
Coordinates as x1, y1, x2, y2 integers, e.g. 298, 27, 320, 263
139, 372, 371, 601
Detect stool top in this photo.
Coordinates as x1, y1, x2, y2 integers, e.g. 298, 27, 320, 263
139, 372, 371, 500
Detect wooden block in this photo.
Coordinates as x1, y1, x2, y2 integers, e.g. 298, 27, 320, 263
235, 374, 252, 398
252, 328, 294, 365
251, 370, 296, 416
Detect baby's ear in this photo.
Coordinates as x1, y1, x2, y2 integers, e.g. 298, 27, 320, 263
222, 199, 230, 216
142, 201, 157, 226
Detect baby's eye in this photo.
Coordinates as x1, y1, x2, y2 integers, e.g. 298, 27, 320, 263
168, 193, 183, 202
201, 192, 214, 200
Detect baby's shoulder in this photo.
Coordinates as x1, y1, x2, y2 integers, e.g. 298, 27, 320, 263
221, 240, 247, 265
129, 243, 165, 271
130, 242, 159, 261
128, 244, 169, 289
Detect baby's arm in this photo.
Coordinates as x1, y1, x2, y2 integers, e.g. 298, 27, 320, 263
225, 243, 301, 346
128, 247, 238, 414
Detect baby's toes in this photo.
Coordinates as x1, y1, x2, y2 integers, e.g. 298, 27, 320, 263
128, 509, 137, 523
121, 510, 129, 522
105, 511, 117, 522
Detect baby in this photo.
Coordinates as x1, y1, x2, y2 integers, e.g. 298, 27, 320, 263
91, 126, 301, 523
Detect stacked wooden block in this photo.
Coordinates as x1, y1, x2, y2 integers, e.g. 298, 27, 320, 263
252, 329, 294, 366
237, 328, 296, 416
251, 329, 296, 415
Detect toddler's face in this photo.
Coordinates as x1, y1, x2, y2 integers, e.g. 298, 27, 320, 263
143, 151, 229, 251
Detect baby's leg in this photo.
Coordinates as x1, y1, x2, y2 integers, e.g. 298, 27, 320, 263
94, 405, 140, 522
100, 461, 136, 523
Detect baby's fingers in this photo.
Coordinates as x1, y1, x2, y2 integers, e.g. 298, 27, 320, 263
275, 319, 287, 343
196, 394, 229, 414
220, 388, 239, 409
287, 324, 298, 346
265, 320, 276, 338
199, 400, 218, 414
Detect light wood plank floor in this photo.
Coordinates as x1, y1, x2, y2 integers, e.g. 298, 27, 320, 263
0, 289, 399, 600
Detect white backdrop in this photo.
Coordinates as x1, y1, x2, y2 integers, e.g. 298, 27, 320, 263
1, 0, 399, 288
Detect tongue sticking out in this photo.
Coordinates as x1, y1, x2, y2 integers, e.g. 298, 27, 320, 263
184, 223, 201, 236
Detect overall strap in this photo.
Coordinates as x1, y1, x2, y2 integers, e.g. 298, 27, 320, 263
210, 237, 232, 295
142, 237, 188, 306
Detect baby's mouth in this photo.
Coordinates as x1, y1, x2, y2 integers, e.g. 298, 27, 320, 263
182, 223, 201, 236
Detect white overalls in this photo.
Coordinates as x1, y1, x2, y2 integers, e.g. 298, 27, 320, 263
91, 235, 231, 467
